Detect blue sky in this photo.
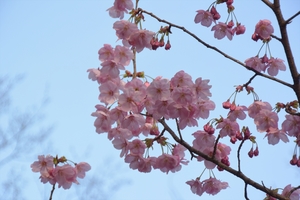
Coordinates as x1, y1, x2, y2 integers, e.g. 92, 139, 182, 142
0, 1, 300, 200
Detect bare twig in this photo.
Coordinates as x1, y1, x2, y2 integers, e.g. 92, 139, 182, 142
138, 8, 294, 89
237, 140, 246, 172
244, 183, 250, 200
285, 11, 300, 25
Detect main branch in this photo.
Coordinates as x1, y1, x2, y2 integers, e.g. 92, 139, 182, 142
158, 118, 289, 200
139, 8, 293, 90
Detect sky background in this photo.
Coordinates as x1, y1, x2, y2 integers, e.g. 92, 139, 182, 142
0, 1, 300, 200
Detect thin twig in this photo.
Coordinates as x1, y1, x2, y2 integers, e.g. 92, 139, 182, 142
212, 135, 221, 159
244, 183, 250, 200
237, 140, 246, 172
49, 183, 56, 200
285, 11, 300, 25
175, 118, 183, 141
139, 8, 293, 89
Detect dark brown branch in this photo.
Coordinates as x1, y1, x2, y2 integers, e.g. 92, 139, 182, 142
212, 135, 221, 159
285, 11, 300, 25
244, 183, 250, 200
158, 118, 288, 200
139, 8, 293, 89
237, 140, 246, 172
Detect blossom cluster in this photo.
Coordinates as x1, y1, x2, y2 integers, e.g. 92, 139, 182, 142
186, 177, 228, 196
31, 155, 91, 189
245, 19, 286, 76
194, 0, 245, 40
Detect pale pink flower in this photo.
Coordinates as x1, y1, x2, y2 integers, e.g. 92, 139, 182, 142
98, 44, 114, 62
123, 78, 147, 100
109, 107, 127, 124
112, 137, 129, 157
122, 114, 145, 131
227, 105, 247, 121
282, 114, 300, 137
170, 70, 194, 88
124, 153, 144, 170
31, 155, 54, 177
92, 110, 113, 133
108, 127, 132, 140
193, 77, 212, 100
194, 99, 215, 119
248, 101, 272, 118
211, 22, 233, 40
245, 56, 267, 72
266, 57, 286, 76
202, 177, 228, 195
128, 139, 146, 155
75, 162, 91, 179
107, 0, 133, 19
53, 164, 78, 189
281, 184, 300, 200
129, 29, 155, 53
265, 127, 289, 145
153, 154, 180, 174
151, 100, 172, 120
118, 89, 138, 112
254, 109, 278, 132
194, 10, 214, 27
255, 19, 274, 40
113, 20, 138, 40
216, 118, 240, 138
87, 68, 101, 81
192, 130, 216, 150
100, 60, 124, 78
147, 78, 171, 101
114, 45, 134, 66
186, 178, 204, 196
172, 87, 194, 105
99, 81, 120, 105
177, 107, 198, 129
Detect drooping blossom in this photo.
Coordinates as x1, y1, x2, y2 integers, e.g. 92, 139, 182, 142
245, 56, 267, 72
282, 114, 300, 138
233, 23, 246, 35
53, 164, 78, 189
216, 118, 240, 138
186, 178, 204, 196
265, 127, 289, 145
107, 0, 134, 19
266, 57, 286, 76
211, 22, 233, 40
114, 45, 134, 66
202, 177, 229, 195
128, 29, 155, 53
75, 162, 91, 179
98, 44, 114, 62
248, 101, 272, 118
31, 155, 54, 177
254, 109, 278, 132
254, 19, 274, 40
113, 20, 139, 40
194, 10, 214, 27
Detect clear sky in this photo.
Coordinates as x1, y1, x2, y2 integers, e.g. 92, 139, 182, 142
0, 1, 300, 200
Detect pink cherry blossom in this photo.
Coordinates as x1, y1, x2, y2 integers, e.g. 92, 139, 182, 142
193, 77, 212, 100
254, 109, 278, 132
112, 137, 129, 157
87, 68, 101, 81
172, 87, 194, 105
170, 70, 194, 88
98, 44, 114, 62
122, 114, 145, 131
192, 130, 216, 151
92, 110, 113, 134
129, 29, 155, 53
75, 162, 91, 179
109, 107, 127, 125
254, 19, 274, 40
107, 0, 133, 19
113, 20, 139, 40
282, 114, 300, 138
211, 22, 233, 40
266, 57, 286, 76
128, 139, 147, 155
186, 178, 204, 196
227, 105, 247, 121
53, 164, 78, 189
194, 99, 216, 119
147, 78, 171, 101
245, 56, 267, 72
265, 127, 289, 145
216, 118, 240, 138
202, 177, 228, 195
153, 153, 180, 174
281, 184, 300, 200
100, 60, 124, 78
108, 127, 132, 140
99, 81, 120, 105
194, 10, 214, 27
31, 155, 54, 177
248, 101, 272, 118
114, 45, 134, 66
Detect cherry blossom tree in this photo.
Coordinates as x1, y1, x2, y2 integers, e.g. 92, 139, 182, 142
32, 0, 300, 199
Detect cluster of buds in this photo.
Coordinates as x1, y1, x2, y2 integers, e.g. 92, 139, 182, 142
275, 100, 299, 114
151, 26, 172, 50
123, 70, 145, 78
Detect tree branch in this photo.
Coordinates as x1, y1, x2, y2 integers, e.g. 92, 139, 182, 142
285, 11, 300, 25
158, 118, 288, 200
139, 8, 294, 90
